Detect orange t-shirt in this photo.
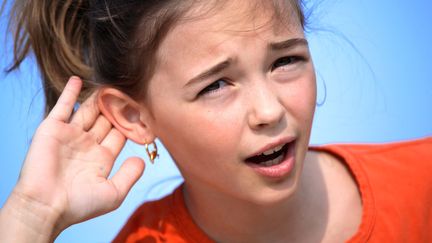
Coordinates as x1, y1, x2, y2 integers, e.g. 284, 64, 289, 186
114, 137, 432, 243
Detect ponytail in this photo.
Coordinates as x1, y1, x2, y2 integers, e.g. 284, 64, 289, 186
6, 0, 94, 115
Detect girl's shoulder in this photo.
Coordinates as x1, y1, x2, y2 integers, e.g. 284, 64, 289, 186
312, 136, 432, 187
112, 191, 176, 243
312, 136, 432, 166
313, 137, 432, 242
113, 185, 213, 243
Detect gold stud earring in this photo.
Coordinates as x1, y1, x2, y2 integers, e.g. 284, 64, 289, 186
145, 141, 158, 164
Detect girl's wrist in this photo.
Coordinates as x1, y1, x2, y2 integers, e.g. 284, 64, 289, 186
0, 189, 64, 243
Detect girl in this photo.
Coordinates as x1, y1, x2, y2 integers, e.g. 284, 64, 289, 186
1, 0, 431, 242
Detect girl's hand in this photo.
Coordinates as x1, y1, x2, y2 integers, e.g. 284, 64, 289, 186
0, 77, 145, 241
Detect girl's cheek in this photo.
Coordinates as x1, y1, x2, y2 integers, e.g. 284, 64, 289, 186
279, 77, 316, 125
188, 103, 245, 144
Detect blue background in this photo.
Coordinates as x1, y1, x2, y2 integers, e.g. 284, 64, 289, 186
1, 1, 431, 242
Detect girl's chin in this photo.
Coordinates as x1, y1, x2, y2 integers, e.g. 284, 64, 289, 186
237, 176, 301, 207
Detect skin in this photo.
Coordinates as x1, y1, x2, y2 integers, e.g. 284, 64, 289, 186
0, 1, 362, 242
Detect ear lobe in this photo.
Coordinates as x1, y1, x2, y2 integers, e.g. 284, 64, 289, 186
97, 88, 155, 145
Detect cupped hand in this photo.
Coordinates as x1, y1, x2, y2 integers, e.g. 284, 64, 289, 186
13, 77, 145, 232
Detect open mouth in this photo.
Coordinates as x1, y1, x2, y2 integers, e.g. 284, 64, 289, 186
245, 143, 290, 167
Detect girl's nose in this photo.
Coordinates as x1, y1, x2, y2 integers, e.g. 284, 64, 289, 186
247, 82, 285, 131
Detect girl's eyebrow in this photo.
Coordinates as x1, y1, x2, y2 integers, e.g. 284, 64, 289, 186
269, 38, 309, 51
185, 58, 233, 88
184, 38, 308, 88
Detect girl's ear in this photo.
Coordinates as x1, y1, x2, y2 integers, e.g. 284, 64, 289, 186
97, 88, 155, 145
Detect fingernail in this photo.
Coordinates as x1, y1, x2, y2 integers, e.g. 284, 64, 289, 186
70, 76, 81, 81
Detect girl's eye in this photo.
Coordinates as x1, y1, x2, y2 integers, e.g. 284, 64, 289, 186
271, 56, 302, 71
198, 79, 229, 96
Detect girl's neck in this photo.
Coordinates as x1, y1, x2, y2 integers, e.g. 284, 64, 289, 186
182, 151, 351, 243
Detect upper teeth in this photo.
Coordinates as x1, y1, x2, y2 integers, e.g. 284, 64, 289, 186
262, 144, 283, 156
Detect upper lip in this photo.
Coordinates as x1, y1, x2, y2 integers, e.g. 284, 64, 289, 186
246, 136, 296, 159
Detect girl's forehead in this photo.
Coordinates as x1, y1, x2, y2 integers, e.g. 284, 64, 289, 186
157, 1, 303, 56
179, 0, 302, 35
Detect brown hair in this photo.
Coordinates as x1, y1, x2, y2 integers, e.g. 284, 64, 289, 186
5, 0, 306, 116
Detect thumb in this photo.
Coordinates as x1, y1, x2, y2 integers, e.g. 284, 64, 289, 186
111, 157, 145, 204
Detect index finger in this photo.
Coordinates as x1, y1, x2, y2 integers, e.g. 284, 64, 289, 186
48, 76, 82, 122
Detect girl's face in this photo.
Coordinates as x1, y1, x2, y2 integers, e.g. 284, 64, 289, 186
147, 1, 316, 205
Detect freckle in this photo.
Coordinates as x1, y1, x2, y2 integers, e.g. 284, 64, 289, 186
99, 166, 104, 172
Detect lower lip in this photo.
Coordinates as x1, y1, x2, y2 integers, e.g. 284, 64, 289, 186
246, 141, 296, 179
